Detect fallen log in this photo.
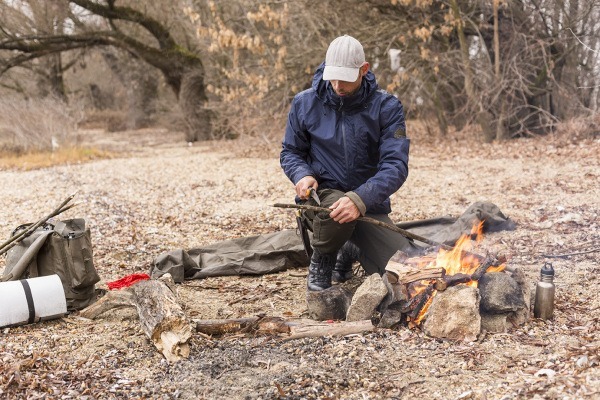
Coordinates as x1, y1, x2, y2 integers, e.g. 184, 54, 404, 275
284, 319, 374, 340
194, 316, 374, 340
195, 317, 262, 336
78, 290, 135, 319
79, 277, 193, 363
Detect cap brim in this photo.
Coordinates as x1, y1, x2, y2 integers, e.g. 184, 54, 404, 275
323, 65, 359, 82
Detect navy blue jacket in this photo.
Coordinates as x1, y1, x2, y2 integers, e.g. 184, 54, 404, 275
280, 63, 410, 215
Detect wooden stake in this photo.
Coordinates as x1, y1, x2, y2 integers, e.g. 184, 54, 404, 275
0, 193, 78, 255
273, 203, 452, 249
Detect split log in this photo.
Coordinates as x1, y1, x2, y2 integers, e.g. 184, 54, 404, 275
79, 277, 193, 363
195, 317, 374, 340
385, 261, 445, 284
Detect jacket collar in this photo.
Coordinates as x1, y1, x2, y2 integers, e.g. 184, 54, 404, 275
312, 62, 378, 111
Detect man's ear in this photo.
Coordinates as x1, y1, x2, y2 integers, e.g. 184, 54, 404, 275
361, 62, 370, 77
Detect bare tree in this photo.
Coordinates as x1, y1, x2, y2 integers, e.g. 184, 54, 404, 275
0, 0, 210, 141
363, 0, 600, 141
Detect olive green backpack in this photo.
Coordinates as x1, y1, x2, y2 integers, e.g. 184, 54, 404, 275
1, 219, 100, 310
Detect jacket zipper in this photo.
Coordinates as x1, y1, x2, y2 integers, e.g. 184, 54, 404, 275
339, 98, 350, 185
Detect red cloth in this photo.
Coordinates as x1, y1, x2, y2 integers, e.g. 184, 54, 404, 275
107, 273, 151, 290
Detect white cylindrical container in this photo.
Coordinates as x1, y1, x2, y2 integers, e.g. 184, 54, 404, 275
0, 274, 67, 328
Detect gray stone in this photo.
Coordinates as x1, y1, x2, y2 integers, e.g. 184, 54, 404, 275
510, 267, 531, 309
480, 312, 510, 333
479, 272, 526, 313
422, 285, 481, 342
378, 273, 408, 314
378, 303, 403, 329
346, 274, 388, 322
507, 307, 530, 326
306, 285, 353, 321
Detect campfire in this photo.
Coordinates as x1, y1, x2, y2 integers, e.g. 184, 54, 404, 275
382, 222, 529, 340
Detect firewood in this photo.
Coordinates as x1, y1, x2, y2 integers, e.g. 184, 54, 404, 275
385, 261, 445, 284
79, 278, 193, 363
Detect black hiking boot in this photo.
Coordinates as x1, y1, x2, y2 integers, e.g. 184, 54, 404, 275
332, 241, 361, 284
307, 249, 336, 291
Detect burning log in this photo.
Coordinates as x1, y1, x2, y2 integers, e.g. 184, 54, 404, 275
471, 255, 501, 281
433, 273, 472, 291
401, 283, 436, 319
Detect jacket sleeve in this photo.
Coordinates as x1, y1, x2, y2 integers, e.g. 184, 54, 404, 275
352, 96, 410, 212
280, 95, 315, 184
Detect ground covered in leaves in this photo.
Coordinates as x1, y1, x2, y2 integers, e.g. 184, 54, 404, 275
0, 126, 598, 399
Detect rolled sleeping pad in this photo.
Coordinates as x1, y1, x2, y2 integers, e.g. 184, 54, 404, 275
0, 274, 67, 328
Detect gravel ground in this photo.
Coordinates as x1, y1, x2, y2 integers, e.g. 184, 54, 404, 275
0, 127, 598, 399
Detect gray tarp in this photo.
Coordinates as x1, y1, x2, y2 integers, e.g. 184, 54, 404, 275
150, 202, 515, 282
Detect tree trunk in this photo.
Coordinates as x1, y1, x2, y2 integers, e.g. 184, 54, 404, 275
450, 0, 496, 142
36, 54, 67, 102
493, 0, 507, 141
179, 68, 211, 142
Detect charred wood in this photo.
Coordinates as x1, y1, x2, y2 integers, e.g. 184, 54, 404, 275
471, 255, 500, 281
433, 273, 472, 291
401, 284, 436, 318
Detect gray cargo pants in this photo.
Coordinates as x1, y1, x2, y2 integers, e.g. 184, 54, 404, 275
302, 188, 419, 275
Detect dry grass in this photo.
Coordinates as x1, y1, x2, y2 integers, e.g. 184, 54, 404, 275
0, 146, 113, 171
0, 96, 83, 153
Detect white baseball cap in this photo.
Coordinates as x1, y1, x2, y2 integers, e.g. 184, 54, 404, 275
323, 35, 365, 82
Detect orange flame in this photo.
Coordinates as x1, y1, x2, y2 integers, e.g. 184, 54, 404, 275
408, 221, 506, 325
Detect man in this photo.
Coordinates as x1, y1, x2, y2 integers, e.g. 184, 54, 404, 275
280, 35, 415, 291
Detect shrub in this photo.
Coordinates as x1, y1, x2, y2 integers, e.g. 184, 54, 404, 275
0, 97, 84, 153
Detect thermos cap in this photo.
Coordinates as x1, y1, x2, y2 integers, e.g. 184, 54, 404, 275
541, 262, 554, 276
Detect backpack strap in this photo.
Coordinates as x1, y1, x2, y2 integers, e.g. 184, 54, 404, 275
0, 230, 53, 282
19, 279, 36, 324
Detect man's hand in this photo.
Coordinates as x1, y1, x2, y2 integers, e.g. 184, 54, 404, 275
296, 176, 318, 199
330, 196, 360, 223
